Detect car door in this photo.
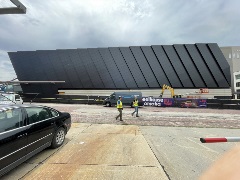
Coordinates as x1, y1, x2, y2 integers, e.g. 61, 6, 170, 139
24, 107, 55, 154
0, 107, 28, 175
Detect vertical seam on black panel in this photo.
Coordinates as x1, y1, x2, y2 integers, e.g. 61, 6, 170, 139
173, 45, 195, 87
207, 44, 230, 87
119, 47, 139, 88
98, 49, 117, 89
195, 44, 218, 87
67, 50, 84, 88
87, 49, 105, 88
151, 46, 171, 87
56, 51, 74, 88
32, 52, 46, 94
30, 51, 44, 93
46, 51, 63, 95
39, 51, 55, 91
108, 48, 128, 89
140, 47, 160, 87
184, 45, 207, 87
76, 50, 94, 89
162, 46, 184, 87
129, 47, 149, 88
36, 52, 56, 94
46, 52, 60, 81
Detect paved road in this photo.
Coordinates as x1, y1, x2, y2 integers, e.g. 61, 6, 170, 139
47, 104, 240, 128
2, 123, 238, 180
140, 126, 240, 180
2, 123, 168, 180
1, 104, 240, 179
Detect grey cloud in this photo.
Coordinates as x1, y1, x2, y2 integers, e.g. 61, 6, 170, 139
0, 0, 240, 80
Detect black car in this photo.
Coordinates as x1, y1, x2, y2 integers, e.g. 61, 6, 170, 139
0, 104, 71, 176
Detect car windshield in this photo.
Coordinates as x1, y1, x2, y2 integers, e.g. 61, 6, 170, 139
0, 94, 14, 101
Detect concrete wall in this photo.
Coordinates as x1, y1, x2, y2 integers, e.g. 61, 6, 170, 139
220, 46, 240, 94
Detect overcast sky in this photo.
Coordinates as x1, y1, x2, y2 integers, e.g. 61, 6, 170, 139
0, 0, 240, 80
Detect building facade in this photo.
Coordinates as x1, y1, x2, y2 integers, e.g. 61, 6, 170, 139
8, 43, 231, 97
233, 71, 240, 99
220, 46, 240, 94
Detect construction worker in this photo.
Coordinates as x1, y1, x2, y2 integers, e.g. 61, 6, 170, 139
116, 96, 123, 121
132, 96, 139, 117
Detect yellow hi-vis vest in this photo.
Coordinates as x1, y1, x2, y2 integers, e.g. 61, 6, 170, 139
117, 100, 123, 109
133, 100, 138, 107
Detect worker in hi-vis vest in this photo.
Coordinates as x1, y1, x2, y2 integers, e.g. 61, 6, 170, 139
115, 96, 123, 121
131, 96, 139, 117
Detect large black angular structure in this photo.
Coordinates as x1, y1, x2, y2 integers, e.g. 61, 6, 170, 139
8, 43, 231, 95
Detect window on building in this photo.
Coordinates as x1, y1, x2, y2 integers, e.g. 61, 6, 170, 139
236, 82, 240, 87
229, 53, 231, 58
237, 53, 240, 59
237, 90, 240, 99
235, 74, 240, 80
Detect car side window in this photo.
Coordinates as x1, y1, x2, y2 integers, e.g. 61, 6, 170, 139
111, 95, 115, 99
15, 95, 20, 100
26, 107, 51, 124
0, 108, 23, 133
51, 109, 59, 117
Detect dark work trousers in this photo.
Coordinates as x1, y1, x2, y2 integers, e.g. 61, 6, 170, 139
132, 106, 139, 116
116, 108, 123, 121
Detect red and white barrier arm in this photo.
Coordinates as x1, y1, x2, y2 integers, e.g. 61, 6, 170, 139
200, 137, 240, 143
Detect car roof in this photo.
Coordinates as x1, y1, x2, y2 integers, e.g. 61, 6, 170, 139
0, 104, 51, 112
0, 93, 18, 96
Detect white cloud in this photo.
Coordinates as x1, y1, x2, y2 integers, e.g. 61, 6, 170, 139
0, 0, 240, 80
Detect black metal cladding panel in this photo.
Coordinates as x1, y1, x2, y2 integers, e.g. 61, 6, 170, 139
36, 51, 59, 81
152, 45, 182, 87
11, 52, 42, 93
21, 84, 43, 94
9, 52, 40, 93
39, 84, 58, 95
108, 47, 137, 88
47, 51, 71, 88
28, 52, 46, 79
173, 45, 205, 87
26, 51, 50, 93
185, 44, 217, 87
98, 48, 126, 89
207, 43, 231, 86
141, 46, 170, 86
68, 49, 94, 88
130, 46, 159, 88
87, 48, 116, 88
163, 45, 194, 87
196, 43, 229, 87
8, 52, 26, 80
34, 51, 59, 94
17, 52, 35, 80
77, 49, 105, 88
56, 50, 82, 88
119, 47, 148, 88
